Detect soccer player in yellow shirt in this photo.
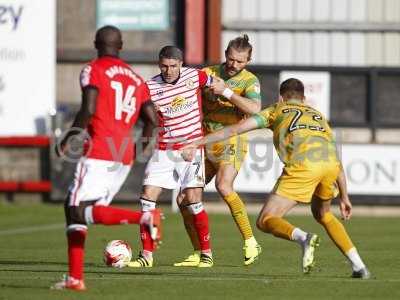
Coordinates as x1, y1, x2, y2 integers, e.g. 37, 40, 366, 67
175, 34, 262, 267
181, 78, 370, 278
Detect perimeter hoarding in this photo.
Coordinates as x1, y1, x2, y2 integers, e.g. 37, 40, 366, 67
205, 143, 400, 196
0, 0, 56, 135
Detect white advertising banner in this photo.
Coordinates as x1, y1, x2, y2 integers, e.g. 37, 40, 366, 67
0, 0, 56, 135
279, 71, 330, 119
340, 144, 400, 195
205, 143, 400, 196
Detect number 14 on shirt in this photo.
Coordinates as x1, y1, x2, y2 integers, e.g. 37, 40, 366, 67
111, 80, 137, 123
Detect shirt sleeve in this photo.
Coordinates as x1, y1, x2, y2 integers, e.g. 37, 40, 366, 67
80, 64, 101, 89
135, 82, 151, 104
198, 70, 213, 87
244, 76, 262, 102
252, 106, 275, 129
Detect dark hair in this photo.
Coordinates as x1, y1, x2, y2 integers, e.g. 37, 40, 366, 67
280, 78, 305, 99
159, 45, 183, 61
94, 25, 122, 51
225, 34, 252, 60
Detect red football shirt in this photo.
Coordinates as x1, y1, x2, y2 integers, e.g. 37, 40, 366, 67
80, 56, 148, 165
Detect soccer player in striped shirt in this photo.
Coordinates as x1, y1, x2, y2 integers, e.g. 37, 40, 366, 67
175, 35, 262, 267
128, 46, 214, 268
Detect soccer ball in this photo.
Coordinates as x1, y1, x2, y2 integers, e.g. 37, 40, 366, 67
103, 240, 132, 268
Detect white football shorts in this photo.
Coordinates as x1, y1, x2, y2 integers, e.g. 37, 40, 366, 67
143, 148, 205, 190
67, 157, 131, 206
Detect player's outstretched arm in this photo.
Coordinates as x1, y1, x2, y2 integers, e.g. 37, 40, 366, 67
56, 87, 98, 156
181, 117, 259, 161
336, 165, 352, 220
210, 77, 261, 114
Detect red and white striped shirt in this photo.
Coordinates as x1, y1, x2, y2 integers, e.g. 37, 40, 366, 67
144, 67, 212, 150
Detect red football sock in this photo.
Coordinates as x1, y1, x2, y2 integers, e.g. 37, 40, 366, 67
67, 228, 87, 280
192, 210, 211, 252
93, 205, 142, 225
140, 224, 154, 252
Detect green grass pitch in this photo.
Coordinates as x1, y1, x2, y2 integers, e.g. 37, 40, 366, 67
0, 203, 399, 300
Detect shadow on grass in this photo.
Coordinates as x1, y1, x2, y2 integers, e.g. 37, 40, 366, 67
0, 283, 49, 290
92, 268, 354, 281
0, 260, 354, 282
0, 260, 106, 268
0, 260, 69, 267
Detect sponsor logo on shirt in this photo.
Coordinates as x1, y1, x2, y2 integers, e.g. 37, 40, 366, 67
164, 96, 194, 115
171, 96, 186, 108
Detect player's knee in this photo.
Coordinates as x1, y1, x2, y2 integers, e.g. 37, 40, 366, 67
215, 180, 232, 196
65, 205, 89, 226
314, 211, 334, 225
256, 217, 264, 231
256, 213, 273, 233
182, 188, 202, 202
311, 207, 322, 222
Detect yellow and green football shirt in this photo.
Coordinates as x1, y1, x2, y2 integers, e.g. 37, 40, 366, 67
202, 64, 261, 133
252, 99, 339, 166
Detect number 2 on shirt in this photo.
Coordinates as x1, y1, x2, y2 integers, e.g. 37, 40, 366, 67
111, 80, 136, 123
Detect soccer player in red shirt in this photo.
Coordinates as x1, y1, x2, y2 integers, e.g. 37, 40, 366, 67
52, 26, 160, 291
128, 46, 214, 268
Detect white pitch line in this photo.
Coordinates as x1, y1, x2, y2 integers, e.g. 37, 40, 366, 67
0, 223, 64, 236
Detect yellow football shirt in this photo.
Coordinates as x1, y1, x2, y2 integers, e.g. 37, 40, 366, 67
252, 99, 338, 166
202, 64, 261, 133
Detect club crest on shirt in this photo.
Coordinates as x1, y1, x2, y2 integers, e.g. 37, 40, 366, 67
185, 79, 194, 89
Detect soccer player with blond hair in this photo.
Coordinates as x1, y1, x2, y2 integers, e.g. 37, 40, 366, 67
175, 34, 262, 267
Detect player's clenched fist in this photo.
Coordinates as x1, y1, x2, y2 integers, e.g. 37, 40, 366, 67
209, 76, 226, 95
339, 195, 352, 221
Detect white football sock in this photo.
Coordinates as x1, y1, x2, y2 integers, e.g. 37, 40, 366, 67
346, 248, 366, 271
140, 198, 156, 212
291, 227, 308, 244
187, 202, 204, 215
244, 236, 258, 247
201, 250, 212, 257
142, 250, 153, 260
